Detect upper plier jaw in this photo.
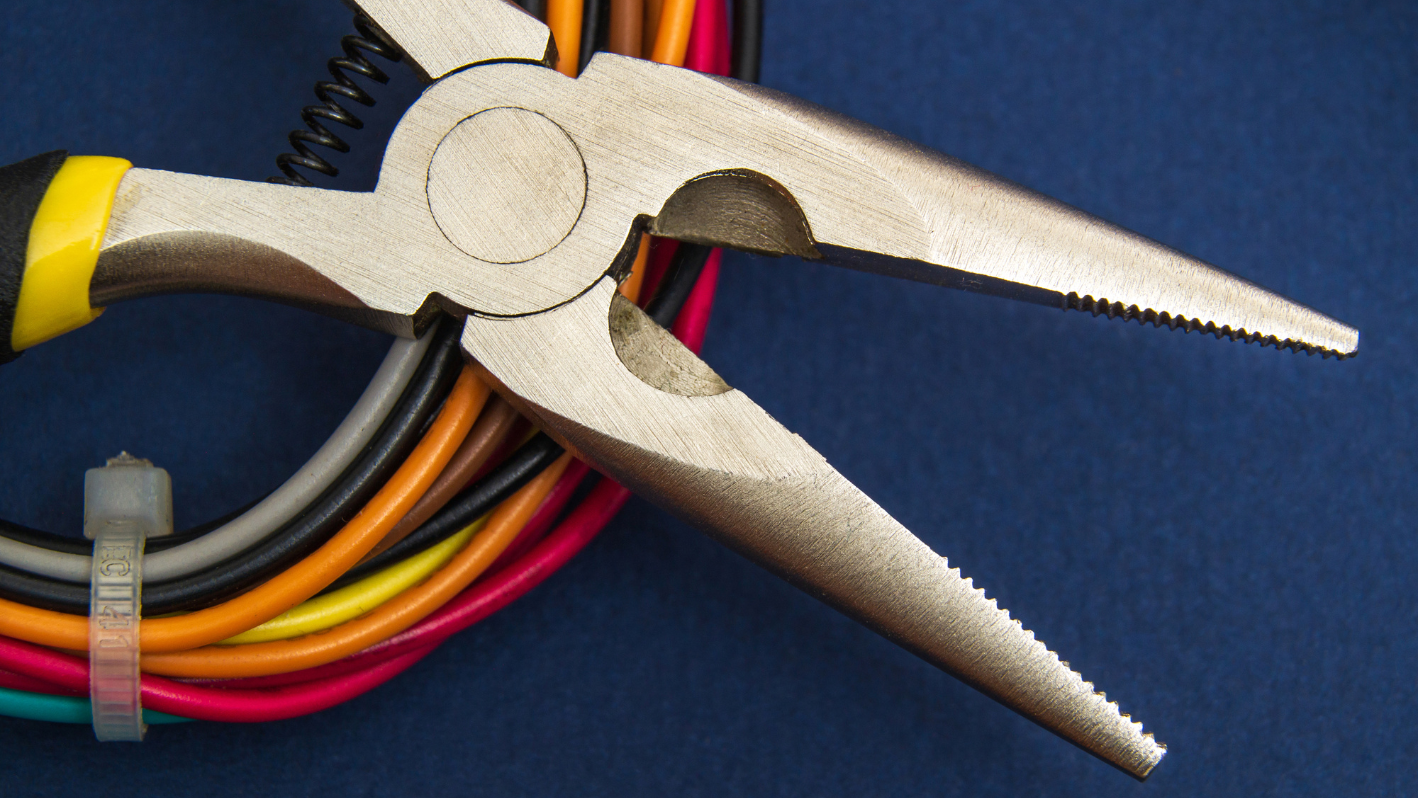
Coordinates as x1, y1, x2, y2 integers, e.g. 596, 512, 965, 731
623, 70, 1360, 359
346, 0, 558, 80
332, 1, 1361, 360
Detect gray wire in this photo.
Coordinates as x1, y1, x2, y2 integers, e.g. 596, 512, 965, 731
0, 331, 432, 582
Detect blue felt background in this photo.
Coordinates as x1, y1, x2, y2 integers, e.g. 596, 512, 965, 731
0, 0, 1412, 795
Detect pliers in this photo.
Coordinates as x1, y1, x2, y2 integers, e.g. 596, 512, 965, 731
0, 0, 1358, 778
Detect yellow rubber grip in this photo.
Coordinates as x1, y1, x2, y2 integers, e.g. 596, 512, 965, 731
10, 155, 131, 352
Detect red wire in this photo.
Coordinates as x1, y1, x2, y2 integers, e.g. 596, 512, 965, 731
178, 464, 594, 691
0, 0, 735, 721
0, 263, 709, 710
685, 0, 731, 76
201, 477, 632, 690
331, 479, 632, 663
673, 2, 728, 354
0, 667, 84, 697
0, 634, 438, 723
0, 476, 634, 707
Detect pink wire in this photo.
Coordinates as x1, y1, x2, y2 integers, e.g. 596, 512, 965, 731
164, 466, 593, 691
639, 238, 680, 306
675, 3, 729, 354
0, 475, 631, 713
205, 478, 632, 691
0, 0, 734, 721
342, 479, 632, 658
686, 0, 731, 76
0, 634, 436, 723
174, 644, 441, 692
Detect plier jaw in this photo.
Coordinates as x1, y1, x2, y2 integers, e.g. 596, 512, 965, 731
7, 0, 1361, 779
350, 0, 1359, 358
347, 0, 560, 80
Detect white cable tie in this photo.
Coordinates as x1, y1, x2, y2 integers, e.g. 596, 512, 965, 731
85, 452, 172, 742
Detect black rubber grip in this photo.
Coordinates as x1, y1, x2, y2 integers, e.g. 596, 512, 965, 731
0, 150, 69, 364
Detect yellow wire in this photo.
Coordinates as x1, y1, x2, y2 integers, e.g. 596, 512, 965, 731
141, 455, 573, 678
0, 368, 486, 653
108, 4, 696, 659
217, 514, 489, 645
213, 421, 545, 645
188, 4, 697, 654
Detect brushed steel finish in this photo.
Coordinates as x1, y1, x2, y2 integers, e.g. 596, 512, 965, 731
305, 0, 1358, 354
466, 279, 1167, 778
90, 232, 384, 332
89, 2, 1366, 777
427, 108, 587, 264
99, 55, 1362, 356
608, 293, 730, 397
349, 0, 554, 80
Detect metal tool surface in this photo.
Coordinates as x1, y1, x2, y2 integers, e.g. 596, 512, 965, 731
81, 0, 1360, 778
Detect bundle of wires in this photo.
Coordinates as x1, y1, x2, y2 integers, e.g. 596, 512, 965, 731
0, 0, 763, 726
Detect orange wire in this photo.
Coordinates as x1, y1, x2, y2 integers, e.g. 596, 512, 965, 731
547, 0, 583, 77
141, 453, 573, 678
619, 236, 651, 301
0, 5, 703, 663
650, 0, 696, 66
0, 367, 487, 653
619, 0, 695, 299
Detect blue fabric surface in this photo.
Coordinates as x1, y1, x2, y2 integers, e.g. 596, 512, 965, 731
0, 0, 1412, 795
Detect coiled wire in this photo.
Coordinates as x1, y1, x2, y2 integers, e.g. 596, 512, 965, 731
269, 15, 403, 186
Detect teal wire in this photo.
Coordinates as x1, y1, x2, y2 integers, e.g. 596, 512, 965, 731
0, 686, 191, 724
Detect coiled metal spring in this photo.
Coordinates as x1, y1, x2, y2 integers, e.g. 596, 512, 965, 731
269, 15, 403, 186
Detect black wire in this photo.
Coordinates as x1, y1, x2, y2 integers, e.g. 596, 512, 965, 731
0, 1, 770, 613
731, 0, 764, 83
645, 243, 714, 327
0, 496, 265, 556
0, 319, 464, 615
0, 520, 90, 556
0, 561, 100, 614
326, 432, 566, 591
325, 234, 718, 592
579, 0, 608, 73
319, 0, 766, 584
515, 0, 548, 22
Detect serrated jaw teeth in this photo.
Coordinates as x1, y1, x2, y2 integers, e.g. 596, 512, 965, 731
1065, 292, 1358, 359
